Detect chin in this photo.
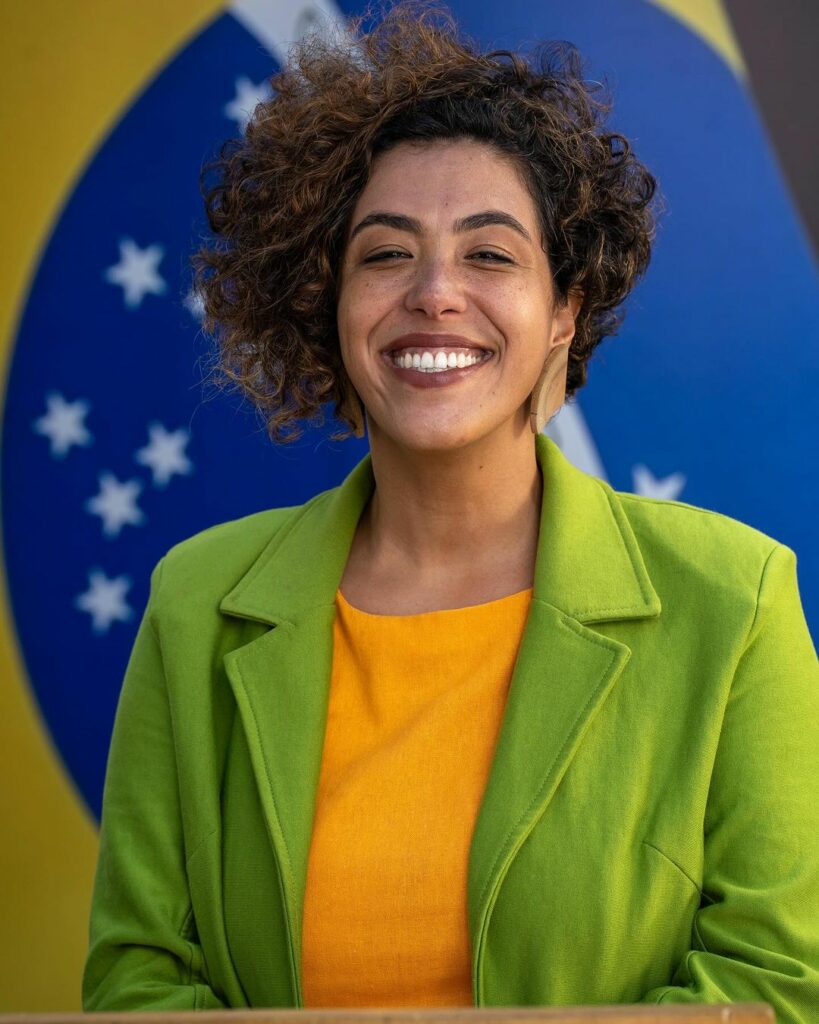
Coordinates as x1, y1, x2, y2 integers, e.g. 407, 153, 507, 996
374, 420, 491, 455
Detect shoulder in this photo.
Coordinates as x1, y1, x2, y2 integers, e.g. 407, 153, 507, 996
147, 485, 338, 611
609, 486, 794, 599
604, 487, 811, 668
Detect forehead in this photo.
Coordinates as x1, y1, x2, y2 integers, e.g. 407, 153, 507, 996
351, 138, 536, 226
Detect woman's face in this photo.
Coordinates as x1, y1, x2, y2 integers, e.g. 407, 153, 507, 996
337, 138, 578, 454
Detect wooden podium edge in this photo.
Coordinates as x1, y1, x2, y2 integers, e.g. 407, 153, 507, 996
0, 1001, 776, 1024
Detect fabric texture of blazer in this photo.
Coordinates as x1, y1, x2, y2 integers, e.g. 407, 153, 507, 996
82, 434, 819, 1020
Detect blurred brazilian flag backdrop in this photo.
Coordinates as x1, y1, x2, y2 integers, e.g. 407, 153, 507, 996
1, 0, 816, 1010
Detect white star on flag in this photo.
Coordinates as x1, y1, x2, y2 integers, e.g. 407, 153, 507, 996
135, 423, 194, 487
183, 287, 205, 322
104, 237, 167, 309
86, 473, 145, 537
33, 392, 93, 457
75, 570, 133, 633
224, 75, 272, 133
632, 464, 686, 500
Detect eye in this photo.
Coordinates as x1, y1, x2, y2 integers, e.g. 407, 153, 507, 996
471, 251, 513, 264
362, 250, 409, 263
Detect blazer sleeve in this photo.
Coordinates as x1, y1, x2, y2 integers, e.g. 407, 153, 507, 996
639, 542, 819, 1023
82, 558, 227, 1010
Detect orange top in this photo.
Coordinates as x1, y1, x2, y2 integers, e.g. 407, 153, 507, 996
301, 585, 533, 1008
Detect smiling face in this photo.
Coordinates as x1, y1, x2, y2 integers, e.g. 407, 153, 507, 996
336, 137, 577, 454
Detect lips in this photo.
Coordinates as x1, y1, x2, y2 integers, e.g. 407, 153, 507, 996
381, 332, 490, 355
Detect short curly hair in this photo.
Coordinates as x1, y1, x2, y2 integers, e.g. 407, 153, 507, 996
191, 0, 660, 443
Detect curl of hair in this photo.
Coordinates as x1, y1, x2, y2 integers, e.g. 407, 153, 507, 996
191, 0, 661, 443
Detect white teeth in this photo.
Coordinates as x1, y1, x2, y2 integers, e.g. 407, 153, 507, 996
391, 349, 487, 372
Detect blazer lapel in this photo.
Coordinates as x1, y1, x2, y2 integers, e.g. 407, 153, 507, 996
219, 453, 376, 1004
467, 435, 662, 1002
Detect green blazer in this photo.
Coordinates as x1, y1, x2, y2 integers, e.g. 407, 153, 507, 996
82, 434, 819, 1019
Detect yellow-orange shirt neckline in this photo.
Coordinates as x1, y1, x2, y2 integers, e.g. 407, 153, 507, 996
335, 585, 534, 619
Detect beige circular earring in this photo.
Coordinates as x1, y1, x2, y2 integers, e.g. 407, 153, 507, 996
529, 342, 571, 434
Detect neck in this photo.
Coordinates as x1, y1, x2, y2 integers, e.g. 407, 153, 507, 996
359, 424, 543, 583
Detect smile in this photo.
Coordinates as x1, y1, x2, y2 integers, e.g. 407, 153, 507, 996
391, 348, 489, 371
382, 347, 494, 387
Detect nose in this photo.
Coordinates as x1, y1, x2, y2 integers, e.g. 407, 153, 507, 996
403, 257, 469, 317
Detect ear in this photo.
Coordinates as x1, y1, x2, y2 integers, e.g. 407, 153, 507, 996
552, 286, 584, 348
568, 286, 584, 319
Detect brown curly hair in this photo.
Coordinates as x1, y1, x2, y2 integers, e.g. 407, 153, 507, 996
191, 0, 660, 443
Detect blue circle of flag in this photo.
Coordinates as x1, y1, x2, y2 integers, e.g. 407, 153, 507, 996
2, 0, 816, 822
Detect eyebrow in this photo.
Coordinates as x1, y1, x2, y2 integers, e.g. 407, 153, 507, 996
348, 209, 533, 245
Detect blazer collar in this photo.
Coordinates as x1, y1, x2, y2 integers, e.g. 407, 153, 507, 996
220, 433, 661, 625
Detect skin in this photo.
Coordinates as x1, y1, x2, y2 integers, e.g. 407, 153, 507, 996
336, 138, 581, 614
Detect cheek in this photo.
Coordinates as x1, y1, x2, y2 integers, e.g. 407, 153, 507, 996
337, 279, 393, 361
514, 296, 555, 354
494, 303, 538, 350
337, 277, 377, 334
488, 282, 546, 328
335, 290, 358, 356
336, 298, 369, 384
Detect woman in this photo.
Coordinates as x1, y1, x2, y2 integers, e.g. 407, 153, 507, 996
82, 0, 819, 1017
